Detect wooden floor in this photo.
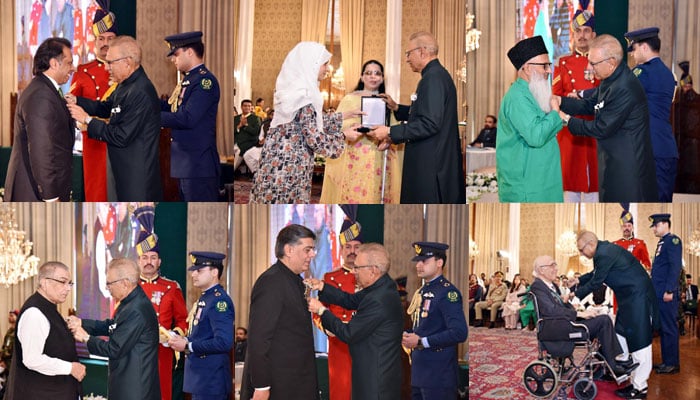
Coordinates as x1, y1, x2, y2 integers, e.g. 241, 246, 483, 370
646, 325, 700, 400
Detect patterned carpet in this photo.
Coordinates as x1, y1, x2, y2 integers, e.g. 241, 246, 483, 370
233, 174, 323, 203
469, 326, 623, 399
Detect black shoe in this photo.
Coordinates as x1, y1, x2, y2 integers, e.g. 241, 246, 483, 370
617, 357, 635, 368
613, 362, 639, 377
622, 387, 647, 399
614, 384, 634, 397
656, 365, 680, 374
598, 372, 615, 382
488, 322, 496, 329
652, 363, 665, 370
473, 320, 483, 327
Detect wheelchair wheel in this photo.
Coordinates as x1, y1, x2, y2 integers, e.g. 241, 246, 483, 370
523, 360, 558, 398
573, 377, 597, 400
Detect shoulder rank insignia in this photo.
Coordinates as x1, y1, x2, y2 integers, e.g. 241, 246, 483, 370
444, 282, 450, 287
672, 237, 680, 245
632, 67, 642, 77
447, 291, 459, 302
200, 69, 208, 75
216, 300, 228, 312
201, 78, 212, 90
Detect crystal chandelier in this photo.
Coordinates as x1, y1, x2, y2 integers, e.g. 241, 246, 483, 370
556, 230, 579, 257
331, 64, 345, 92
0, 205, 40, 287
687, 224, 700, 257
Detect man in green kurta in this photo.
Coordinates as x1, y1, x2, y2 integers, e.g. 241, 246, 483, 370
497, 35, 564, 202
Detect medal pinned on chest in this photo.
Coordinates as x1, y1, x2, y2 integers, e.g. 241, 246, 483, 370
194, 300, 205, 326
421, 292, 433, 318
151, 291, 163, 306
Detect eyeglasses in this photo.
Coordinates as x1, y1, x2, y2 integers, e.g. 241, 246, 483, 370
46, 277, 74, 287
363, 70, 383, 77
405, 47, 422, 57
527, 62, 552, 69
537, 262, 558, 269
588, 57, 612, 67
105, 278, 127, 287
105, 56, 130, 66
352, 264, 376, 271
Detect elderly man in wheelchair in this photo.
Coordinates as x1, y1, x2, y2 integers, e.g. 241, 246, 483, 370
522, 255, 638, 399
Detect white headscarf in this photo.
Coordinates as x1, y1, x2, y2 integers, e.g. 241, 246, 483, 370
271, 42, 331, 132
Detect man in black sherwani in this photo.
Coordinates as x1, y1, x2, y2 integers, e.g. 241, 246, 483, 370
555, 34, 658, 202
308, 243, 404, 400
369, 31, 466, 204
240, 224, 319, 400
571, 230, 659, 400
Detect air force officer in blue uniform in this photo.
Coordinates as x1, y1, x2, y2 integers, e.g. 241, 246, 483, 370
402, 242, 467, 400
161, 32, 221, 201
625, 28, 678, 202
649, 214, 683, 374
169, 252, 234, 400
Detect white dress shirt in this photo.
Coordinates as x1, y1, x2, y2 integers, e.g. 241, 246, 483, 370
16, 307, 73, 376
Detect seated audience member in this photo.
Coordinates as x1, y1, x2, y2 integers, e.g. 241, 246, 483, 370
559, 275, 571, 298
234, 327, 248, 362
502, 274, 526, 329
468, 274, 483, 322
473, 271, 507, 328
519, 279, 536, 330
530, 255, 637, 377
683, 274, 698, 314
242, 109, 274, 175
469, 115, 498, 148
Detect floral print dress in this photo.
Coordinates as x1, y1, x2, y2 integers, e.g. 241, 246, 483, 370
250, 103, 345, 203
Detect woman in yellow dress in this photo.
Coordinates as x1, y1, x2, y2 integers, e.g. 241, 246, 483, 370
320, 60, 404, 203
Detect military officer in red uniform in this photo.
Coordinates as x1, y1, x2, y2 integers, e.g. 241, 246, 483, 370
613, 209, 652, 270
316, 217, 362, 400
135, 206, 189, 400
552, 6, 600, 202
69, 8, 117, 201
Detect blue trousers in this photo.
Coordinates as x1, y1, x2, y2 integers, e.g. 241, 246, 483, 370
179, 177, 219, 201
191, 395, 228, 400
658, 296, 680, 366
655, 157, 678, 202
412, 386, 458, 400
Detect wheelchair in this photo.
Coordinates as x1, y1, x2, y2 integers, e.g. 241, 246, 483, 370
520, 292, 629, 400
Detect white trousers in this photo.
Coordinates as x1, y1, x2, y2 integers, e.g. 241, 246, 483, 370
617, 334, 652, 390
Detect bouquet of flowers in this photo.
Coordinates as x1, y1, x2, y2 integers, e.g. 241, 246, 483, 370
466, 172, 498, 201
83, 394, 108, 400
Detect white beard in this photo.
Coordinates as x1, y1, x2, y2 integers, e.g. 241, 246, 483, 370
529, 72, 552, 113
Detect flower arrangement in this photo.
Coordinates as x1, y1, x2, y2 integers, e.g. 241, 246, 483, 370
83, 394, 108, 400
466, 172, 498, 200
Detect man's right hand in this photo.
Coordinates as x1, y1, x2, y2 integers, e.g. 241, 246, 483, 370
252, 389, 271, 400
71, 362, 86, 382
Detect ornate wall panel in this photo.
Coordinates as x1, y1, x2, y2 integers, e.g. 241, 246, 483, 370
361, 0, 388, 72
400, 0, 431, 104
519, 204, 556, 280
186, 203, 230, 305
251, 0, 303, 106
627, 0, 675, 68
384, 204, 424, 294
137, 0, 179, 96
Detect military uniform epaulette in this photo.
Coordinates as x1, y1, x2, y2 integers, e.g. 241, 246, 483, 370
183, 65, 215, 91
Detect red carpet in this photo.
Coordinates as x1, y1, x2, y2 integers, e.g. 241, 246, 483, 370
469, 326, 626, 399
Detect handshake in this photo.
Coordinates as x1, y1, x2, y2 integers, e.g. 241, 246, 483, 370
64, 315, 88, 382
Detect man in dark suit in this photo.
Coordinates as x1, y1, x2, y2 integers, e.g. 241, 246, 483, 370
68, 35, 162, 201
469, 115, 497, 148
530, 255, 635, 378
5, 37, 75, 201
684, 274, 698, 315
240, 224, 319, 400
161, 31, 221, 201
369, 31, 466, 204
308, 243, 404, 400
573, 231, 658, 399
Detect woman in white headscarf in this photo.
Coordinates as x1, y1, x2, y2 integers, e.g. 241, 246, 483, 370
250, 42, 361, 203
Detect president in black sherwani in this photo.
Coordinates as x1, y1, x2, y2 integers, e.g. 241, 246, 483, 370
370, 31, 465, 204
573, 231, 659, 398
68, 36, 162, 201
240, 225, 319, 400
5, 38, 75, 201
557, 34, 658, 202
308, 243, 404, 400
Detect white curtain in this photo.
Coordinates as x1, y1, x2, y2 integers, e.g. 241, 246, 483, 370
674, 0, 700, 80
301, 0, 331, 43
0, 0, 16, 146
384, 0, 403, 101
340, 0, 365, 92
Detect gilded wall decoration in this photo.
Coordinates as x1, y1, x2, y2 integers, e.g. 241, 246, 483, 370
136, 0, 179, 96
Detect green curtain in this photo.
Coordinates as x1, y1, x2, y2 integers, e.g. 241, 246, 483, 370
358, 205, 384, 244
111, 0, 137, 37
595, 0, 629, 63
155, 202, 187, 290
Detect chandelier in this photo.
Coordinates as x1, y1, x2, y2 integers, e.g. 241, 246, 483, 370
687, 223, 700, 257
0, 205, 40, 287
331, 64, 345, 91
556, 230, 579, 257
